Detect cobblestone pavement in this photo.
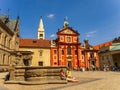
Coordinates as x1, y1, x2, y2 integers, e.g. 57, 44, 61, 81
0, 85, 9, 90
0, 71, 120, 90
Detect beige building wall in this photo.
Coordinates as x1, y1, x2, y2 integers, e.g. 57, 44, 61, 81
19, 48, 50, 66
0, 15, 20, 70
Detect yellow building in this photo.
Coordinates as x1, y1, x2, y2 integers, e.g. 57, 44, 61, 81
19, 38, 51, 66
19, 17, 51, 66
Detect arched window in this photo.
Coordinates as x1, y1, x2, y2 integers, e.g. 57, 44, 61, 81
90, 53, 94, 58
39, 50, 43, 56
62, 50, 64, 55
39, 34, 43, 37
67, 46, 71, 55
3, 54, 5, 64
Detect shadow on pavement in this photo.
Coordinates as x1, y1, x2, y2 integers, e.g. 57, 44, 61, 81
47, 78, 101, 90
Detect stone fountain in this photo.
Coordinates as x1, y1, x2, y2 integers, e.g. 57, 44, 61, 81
5, 53, 67, 84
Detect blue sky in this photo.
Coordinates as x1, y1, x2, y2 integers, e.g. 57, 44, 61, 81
0, 0, 120, 45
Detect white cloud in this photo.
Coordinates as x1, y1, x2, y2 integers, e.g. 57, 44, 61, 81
50, 34, 56, 38
47, 14, 55, 19
86, 30, 97, 38
87, 31, 97, 34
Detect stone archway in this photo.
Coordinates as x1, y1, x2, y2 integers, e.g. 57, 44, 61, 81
67, 61, 72, 69
89, 59, 96, 70
112, 53, 120, 67
23, 55, 32, 66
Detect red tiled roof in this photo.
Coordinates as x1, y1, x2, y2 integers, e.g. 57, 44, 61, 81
93, 41, 112, 50
20, 38, 51, 48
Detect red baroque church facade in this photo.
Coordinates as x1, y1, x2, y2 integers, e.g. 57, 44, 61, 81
50, 19, 99, 70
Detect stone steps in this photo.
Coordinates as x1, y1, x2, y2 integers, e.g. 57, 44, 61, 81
4, 80, 67, 85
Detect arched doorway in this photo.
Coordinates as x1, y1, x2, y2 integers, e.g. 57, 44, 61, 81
67, 61, 72, 69
67, 55, 72, 69
92, 60, 95, 66
23, 59, 30, 66
23, 55, 32, 66
113, 54, 120, 67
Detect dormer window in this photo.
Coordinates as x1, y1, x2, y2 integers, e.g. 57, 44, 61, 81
33, 40, 37, 43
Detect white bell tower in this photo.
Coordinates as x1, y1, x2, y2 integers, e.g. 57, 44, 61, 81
38, 16, 45, 39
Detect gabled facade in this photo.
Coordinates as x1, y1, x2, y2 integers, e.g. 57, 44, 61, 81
50, 19, 99, 70
83, 39, 99, 70
51, 27, 84, 69
0, 14, 20, 70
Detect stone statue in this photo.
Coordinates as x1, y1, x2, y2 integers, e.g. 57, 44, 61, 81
15, 52, 24, 66
11, 52, 24, 67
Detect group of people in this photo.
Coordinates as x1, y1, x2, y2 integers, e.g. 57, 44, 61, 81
59, 68, 79, 82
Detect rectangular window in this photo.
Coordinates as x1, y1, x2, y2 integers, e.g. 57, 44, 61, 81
54, 56, 56, 59
60, 36, 64, 41
38, 61, 43, 66
33, 40, 37, 43
90, 53, 94, 58
67, 46, 71, 55
67, 37, 71, 42
75, 50, 77, 55
39, 50, 43, 56
82, 56, 84, 59
40, 51, 42, 56
62, 50, 64, 55
54, 50, 57, 54
81, 51, 84, 55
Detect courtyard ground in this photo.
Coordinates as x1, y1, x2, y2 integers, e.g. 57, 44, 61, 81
0, 71, 120, 90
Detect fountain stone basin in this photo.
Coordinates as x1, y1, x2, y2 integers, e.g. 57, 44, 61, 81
5, 66, 67, 84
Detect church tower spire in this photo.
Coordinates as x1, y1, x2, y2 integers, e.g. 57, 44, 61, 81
38, 16, 45, 39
